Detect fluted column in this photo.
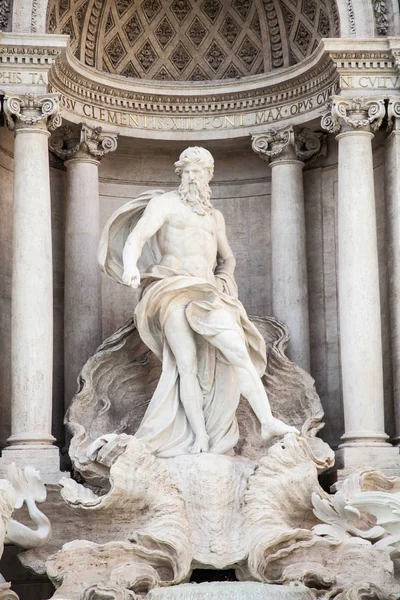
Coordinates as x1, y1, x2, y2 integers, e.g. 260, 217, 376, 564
386, 99, 400, 445
322, 96, 400, 472
0, 94, 65, 482
252, 126, 325, 371
50, 124, 117, 409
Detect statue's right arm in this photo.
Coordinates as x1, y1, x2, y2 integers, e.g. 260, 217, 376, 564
122, 195, 168, 287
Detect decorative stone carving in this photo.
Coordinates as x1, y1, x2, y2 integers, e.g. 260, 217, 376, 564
46, 0, 339, 81
0, 464, 51, 599
14, 144, 400, 599
251, 126, 326, 163
0, 0, 11, 31
373, 0, 389, 36
49, 123, 118, 162
349, 472, 400, 552
3, 94, 61, 131
64, 314, 325, 485
262, 0, 284, 68
19, 434, 400, 598
321, 96, 386, 135
346, 0, 356, 35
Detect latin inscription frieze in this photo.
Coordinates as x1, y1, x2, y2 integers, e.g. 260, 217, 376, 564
340, 74, 400, 90
0, 71, 48, 85
57, 82, 340, 134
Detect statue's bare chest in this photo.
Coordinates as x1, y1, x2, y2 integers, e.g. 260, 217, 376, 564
165, 204, 217, 237
157, 202, 217, 260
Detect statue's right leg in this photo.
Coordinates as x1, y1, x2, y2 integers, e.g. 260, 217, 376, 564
164, 307, 209, 453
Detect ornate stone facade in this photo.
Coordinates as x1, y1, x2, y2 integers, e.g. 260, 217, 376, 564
2, 1, 400, 599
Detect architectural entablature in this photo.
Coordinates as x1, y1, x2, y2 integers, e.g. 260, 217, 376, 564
0, 32, 68, 94
2, 34, 400, 140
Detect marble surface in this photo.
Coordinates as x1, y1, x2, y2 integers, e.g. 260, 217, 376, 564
146, 582, 316, 599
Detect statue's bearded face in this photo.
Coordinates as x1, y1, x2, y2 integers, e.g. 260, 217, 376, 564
179, 163, 213, 216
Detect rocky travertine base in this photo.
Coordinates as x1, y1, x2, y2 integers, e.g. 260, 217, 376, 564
146, 582, 315, 599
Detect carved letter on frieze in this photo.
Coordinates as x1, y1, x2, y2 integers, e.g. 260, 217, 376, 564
251, 125, 326, 163
3, 94, 61, 132
321, 96, 386, 135
49, 123, 118, 161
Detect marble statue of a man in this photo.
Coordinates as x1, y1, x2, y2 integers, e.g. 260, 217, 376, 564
99, 147, 297, 457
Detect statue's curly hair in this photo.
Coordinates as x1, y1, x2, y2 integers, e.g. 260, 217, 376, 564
174, 146, 214, 179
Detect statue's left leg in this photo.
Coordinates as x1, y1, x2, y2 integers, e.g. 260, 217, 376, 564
207, 325, 299, 442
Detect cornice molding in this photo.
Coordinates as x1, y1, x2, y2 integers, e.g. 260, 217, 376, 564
49, 41, 338, 114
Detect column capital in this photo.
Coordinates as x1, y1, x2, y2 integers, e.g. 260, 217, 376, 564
3, 94, 61, 133
49, 123, 118, 163
387, 97, 400, 132
251, 125, 326, 164
321, 96, 386, 135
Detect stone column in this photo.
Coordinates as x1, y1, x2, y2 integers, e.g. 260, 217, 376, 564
50, 124, 117, 409
252, 126, 325, 372
0, 94, 65, 483
386, 98, 400, 445
322, 96, 400, 473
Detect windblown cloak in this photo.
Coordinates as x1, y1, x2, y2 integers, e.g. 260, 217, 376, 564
98, 191, 267, 457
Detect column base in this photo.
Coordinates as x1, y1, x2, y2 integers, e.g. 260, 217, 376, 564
332, 445, 400, 490
0, 445, 69, 484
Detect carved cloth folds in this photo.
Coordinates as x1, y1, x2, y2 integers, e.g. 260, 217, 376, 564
98, 191, 266, 457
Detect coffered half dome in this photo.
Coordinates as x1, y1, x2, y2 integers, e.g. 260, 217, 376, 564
46, 0, 340, 81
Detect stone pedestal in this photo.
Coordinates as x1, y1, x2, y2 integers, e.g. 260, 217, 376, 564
0, 94, 66, 483
322, 96, 400, 473
252, 127, 325, 371
49, 124, 117, 409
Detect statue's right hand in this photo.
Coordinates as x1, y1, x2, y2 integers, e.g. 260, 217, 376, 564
122, 265, 141, 288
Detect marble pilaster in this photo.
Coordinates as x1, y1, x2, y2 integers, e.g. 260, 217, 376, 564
252, 126, 325, 372
49, 124, 117, 409
0, 94, 65, 483
386, 98, 400, 446
322, 96, 400, 473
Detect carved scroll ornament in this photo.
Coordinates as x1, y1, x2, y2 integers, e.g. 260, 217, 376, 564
321, 96, 386, 135
3, 94, 61, 132
49, 123, 118, 161
251, 125, 326, 163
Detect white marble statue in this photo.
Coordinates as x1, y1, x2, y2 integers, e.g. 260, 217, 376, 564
99, 146, 297, 457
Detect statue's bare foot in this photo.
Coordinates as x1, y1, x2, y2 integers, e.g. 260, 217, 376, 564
261, 418, 299, 443
191, 432, 209, 454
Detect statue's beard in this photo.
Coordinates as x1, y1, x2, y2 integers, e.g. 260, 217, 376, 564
179, 178, 213, 216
